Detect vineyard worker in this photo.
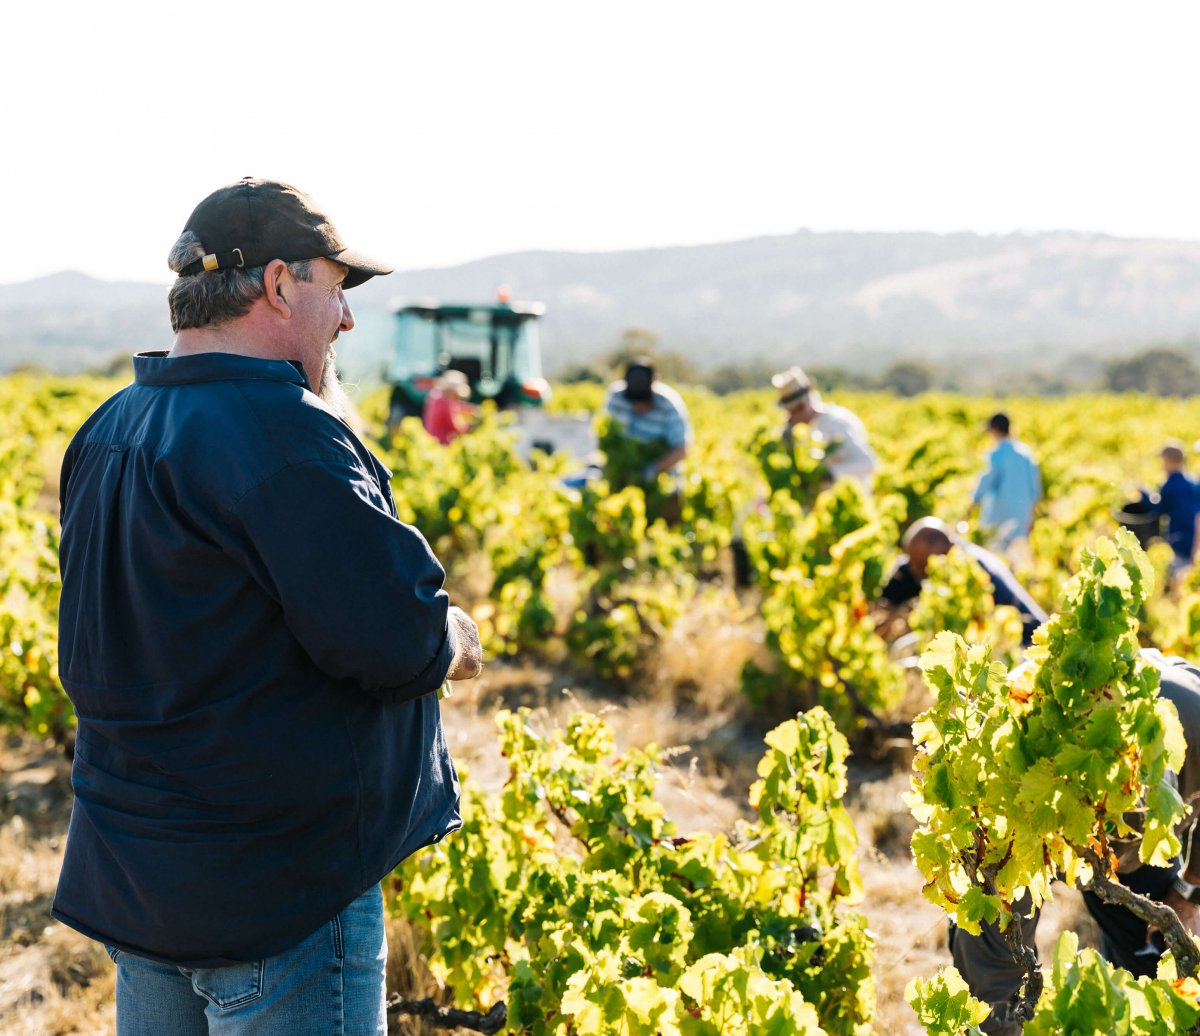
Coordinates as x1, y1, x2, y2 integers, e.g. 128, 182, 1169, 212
949, 650, 1200, 1036
602, 358, 692, 482
772, 365, 877, 486
970, 412, 1042, 555
54, 177, 483, 1036
422, 369, 478, 445
1138, 440, 1199, 576
879, 516, 1047, 647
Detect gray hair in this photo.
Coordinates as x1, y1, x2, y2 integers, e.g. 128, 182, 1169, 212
166, 231, 314, 331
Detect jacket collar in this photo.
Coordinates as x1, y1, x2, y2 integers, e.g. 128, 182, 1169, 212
133, 352, 311, 391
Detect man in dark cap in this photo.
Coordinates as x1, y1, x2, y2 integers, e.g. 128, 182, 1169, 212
601, 358, 692, 483
54, 178, 482, 1035
1139, 440, 1199, 578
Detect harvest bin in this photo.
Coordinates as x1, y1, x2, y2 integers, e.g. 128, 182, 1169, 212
1113, 498, 1160, 550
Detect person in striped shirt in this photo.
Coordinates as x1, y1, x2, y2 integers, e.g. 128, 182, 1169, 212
602, 359, 692, 482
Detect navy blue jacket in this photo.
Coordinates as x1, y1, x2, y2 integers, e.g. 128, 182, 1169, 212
53, 352, 460, 967
1141, 470, 1199, 561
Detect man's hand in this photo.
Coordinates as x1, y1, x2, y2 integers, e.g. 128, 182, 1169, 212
445, 606, 483, 681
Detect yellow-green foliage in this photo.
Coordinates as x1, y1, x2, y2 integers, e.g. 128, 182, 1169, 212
909, 547, 1026, 668
11, 375, 1200, 1033
0, 375, 121, 741
394, 706, 873, 1035
909, 532, 1185, 931
8, 378, 1200, 740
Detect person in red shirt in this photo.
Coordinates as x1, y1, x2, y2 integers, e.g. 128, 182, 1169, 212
422, 370, 477, 445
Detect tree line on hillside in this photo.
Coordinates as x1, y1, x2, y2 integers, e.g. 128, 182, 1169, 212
7, 329, 1199, 400
555, 330, 1200, 397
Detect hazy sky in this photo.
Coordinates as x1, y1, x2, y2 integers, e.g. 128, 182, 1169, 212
5, 1, 1200, 285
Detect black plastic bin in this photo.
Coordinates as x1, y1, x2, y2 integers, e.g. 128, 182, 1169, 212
1113, 498, 1161, 550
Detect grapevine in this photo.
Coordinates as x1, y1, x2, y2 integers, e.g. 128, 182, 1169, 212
741, 474, 906, 733
907, 546, 1026, 669
392, 705, 874, 1034
908, 529, 1200, 1029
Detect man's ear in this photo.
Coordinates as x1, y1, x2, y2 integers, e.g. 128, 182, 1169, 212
261, 259, 292, 319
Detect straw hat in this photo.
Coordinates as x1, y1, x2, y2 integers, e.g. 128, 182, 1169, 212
771, 366, 811, 409
439, 370, 471, 400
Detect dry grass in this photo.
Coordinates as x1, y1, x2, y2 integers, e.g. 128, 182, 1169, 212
0, 737, 115, 1035
847, 765, 920, 859
0, 818, 59, 906
0, 926, 116, 1036
0, 694, 950, 1036
846, 765, 950, 1033
641, 585, 769, 716
1, 744, 70, 957
858, 853, 950, 1035
385, 915, 454, 1036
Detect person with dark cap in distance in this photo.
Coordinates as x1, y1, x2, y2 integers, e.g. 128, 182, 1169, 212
602, 358, 692, 483
971, 411, 1042, 556
879, 516, 1048, 647
772, 365, 877, 486
1138, 440, 1200, 578
53, 177, 482, 1035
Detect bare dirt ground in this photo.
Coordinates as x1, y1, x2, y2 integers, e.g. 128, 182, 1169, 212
0, 660, 1100, 1036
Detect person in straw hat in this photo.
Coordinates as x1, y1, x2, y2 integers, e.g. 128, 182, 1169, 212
771, 365, 877, 485
423, 369, 478, 445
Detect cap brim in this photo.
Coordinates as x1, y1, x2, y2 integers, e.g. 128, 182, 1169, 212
331, 248, 394, 289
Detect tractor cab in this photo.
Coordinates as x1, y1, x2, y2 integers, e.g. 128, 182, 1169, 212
384, 296, 550, 429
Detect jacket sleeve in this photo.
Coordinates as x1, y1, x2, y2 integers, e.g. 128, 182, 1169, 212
226, 455, 453, 703
879, 560, 921, 606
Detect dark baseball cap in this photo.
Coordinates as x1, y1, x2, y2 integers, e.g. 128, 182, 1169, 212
175, 177, 393, 289
623, 362, 655, 402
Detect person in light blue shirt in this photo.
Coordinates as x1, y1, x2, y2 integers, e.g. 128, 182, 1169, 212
971, 412, 1042, 552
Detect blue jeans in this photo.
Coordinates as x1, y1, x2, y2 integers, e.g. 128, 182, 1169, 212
106, 883, 386, 1035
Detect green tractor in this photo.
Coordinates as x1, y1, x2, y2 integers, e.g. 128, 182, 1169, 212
384, 296, 551, 430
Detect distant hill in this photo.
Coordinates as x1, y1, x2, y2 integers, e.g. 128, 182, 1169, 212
0, 272, 169, 374
6, 230, 1200, 388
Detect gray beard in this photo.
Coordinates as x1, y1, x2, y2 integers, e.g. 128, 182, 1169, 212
318, 349, 354, 423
